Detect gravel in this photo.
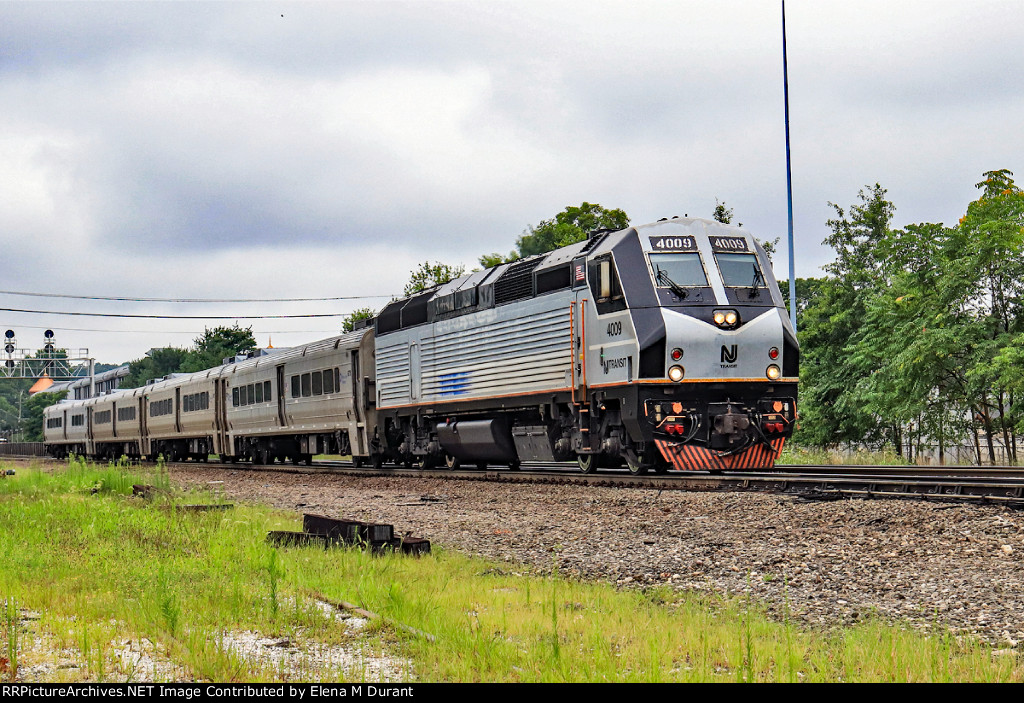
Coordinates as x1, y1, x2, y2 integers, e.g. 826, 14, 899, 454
171, 466, 1024, 646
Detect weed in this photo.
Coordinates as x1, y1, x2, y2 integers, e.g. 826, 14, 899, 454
4, 597, 18, 682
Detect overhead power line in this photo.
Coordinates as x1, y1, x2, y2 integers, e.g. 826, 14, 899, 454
4, 323, 339, 335
0, 289, 393, 303
0, 307, 352, 320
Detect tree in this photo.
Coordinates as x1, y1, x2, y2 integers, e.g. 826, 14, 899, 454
515, 202, 629, 257
120, 347, 190, 388
342, 307, 376, 333
21, 389, 66, 442
795, 184, 898, 448
712, 198, 733, 224
778, 277, 827, 317
182, 325, 258, 373
403, 261, 466, 296
478, 251, 520, 269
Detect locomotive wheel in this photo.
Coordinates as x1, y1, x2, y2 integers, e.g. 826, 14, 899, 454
625, 458, 648, 476
444, 454, 461, 470
475, 462, 488, 470
652, 462, 669, 475
576, 453, 596, 474
507, 460, 521, 470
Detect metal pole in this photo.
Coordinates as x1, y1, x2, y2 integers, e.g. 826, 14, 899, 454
89, 358, 95, 399
782, 0, 797, 331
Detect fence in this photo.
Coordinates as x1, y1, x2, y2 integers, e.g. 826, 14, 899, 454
0, 442, 47, 457
825, 443, 1017, 466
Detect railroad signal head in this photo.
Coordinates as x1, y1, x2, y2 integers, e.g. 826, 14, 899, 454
4, 360, 13, 369
44, 330, 54, 339
4, 343, 13, 354
4, 330, 13, 340
44, 344, 54, 353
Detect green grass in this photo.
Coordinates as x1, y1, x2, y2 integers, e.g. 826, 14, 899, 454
0, 458, 1019, 682
779, 446, 910, 466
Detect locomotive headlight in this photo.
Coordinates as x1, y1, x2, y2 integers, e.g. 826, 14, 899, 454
713, 309, 739, 328
668, 365, 685, 382
766, 364, 781, 380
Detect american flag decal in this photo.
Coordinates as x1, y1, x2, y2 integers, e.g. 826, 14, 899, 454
575, 264, 585, 282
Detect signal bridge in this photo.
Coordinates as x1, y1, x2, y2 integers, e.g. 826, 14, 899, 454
2, 328, 96, 394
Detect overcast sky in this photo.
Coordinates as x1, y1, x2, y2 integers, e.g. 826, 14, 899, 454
1, 0, 1021, 364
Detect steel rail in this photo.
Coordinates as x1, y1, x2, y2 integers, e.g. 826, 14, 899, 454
10, 455, 1024, 508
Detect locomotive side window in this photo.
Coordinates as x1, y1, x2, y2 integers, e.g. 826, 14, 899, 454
588, 256, 627, 314
233, 387, 239, 407
649, 253, 708, 287
715, 253, 764, 287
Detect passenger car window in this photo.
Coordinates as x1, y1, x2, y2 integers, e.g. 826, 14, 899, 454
291, 375, 300, 398
323, 369, 334, 394
264, 381, 271, 402
301, 373, 311, 397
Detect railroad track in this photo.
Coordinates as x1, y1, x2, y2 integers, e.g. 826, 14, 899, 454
199, 458, 1024, 508
10, 454, 1024, 508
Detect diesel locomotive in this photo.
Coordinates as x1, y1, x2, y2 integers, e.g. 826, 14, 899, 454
44, 217, 797, 473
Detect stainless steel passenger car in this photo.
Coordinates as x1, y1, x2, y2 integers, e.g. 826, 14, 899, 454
44, 328, 378, 466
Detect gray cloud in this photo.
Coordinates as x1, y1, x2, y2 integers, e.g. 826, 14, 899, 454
0, 0, 1021, 361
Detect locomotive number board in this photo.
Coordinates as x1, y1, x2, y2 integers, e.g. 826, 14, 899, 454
649, 235, 697, 251
710, 236, 748, 252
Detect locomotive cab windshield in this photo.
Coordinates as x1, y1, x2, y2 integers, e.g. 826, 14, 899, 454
715, 252, 766, 297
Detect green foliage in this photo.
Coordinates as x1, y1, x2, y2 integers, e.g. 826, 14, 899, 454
778, 277, 827, 317
121, 325, 257, 387
796, 170, 1024, 463
180, 325, 258, 373
515, 202, 629, 257
120, 347, 190, 389
478, 251, 520, 269
712, 197, 734, 224
404, 261, 466, 296
20, 390, 67, 442
341, 307, 376, 333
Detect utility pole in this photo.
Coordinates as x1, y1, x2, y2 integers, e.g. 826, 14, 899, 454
782, 0, 797, 331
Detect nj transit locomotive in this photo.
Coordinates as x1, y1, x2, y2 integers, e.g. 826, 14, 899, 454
44, 217, 797, 473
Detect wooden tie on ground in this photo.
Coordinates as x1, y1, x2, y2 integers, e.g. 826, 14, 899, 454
266, 513, 431, 555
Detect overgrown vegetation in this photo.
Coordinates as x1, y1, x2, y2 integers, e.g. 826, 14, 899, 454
0, 459, 1020, 682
